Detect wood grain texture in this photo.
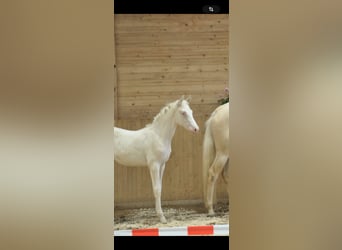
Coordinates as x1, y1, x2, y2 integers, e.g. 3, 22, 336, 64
114, 14, 229, 120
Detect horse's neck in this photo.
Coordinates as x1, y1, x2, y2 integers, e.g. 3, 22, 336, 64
151, 110, 178, 144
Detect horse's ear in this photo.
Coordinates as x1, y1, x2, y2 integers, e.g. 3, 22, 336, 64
186, 95, 192, 102
177, 95, 185, 106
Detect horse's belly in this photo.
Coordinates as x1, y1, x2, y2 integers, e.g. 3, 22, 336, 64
115, 154, 147, 167
114, 145, 147, 167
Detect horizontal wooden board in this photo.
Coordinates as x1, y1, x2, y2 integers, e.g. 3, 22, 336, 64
119, 83, 227, 95
116, 33, 228, 45
117, 72, 228, 82
116, 105, 222, 122
116, 58, 228, 68
117, 64, 228, 74
115, 14, 229, 33
117, 50, 228, 59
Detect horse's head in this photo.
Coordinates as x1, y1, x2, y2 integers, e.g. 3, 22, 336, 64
175, 96, 199, 133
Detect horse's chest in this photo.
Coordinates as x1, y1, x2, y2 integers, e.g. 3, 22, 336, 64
149, 143, 171, 163
162, 146, 172, 161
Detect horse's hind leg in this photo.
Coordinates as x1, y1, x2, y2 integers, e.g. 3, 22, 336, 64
222, 158, 229, 205
206, 153, 229, 215
148, 162, 167, 223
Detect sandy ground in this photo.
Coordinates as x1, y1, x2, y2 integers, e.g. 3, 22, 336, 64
114, 202, 229, 230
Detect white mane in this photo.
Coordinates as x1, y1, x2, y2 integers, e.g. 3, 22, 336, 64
145, 99, 188, 127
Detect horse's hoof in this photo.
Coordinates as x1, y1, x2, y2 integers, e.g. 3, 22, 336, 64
208, 210, 215, 216
160, 217, 167, 223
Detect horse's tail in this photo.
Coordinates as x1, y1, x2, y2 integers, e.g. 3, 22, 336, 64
202, 116, 215, 208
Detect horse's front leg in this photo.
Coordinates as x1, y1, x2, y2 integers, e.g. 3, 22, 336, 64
160, 163, 166, 181
149, 162, 166, 223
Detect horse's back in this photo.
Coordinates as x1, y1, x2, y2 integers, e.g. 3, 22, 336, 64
113, 126, 149, 167
113, 126, 170, 167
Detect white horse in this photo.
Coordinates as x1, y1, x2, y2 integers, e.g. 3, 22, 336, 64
114, 96, 199, 223
202, 102, 229, 215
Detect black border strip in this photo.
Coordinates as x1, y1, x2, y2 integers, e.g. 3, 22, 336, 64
114, 0, 229, 14
114, 236, 229, 249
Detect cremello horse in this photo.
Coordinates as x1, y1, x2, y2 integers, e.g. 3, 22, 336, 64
114, 96, 199, 223
202, 102, 229, 215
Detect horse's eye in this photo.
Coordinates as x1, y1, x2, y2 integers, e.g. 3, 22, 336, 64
181, 111, 186, 116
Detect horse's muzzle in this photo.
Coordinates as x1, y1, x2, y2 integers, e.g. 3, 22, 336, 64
192, 127, 199, 133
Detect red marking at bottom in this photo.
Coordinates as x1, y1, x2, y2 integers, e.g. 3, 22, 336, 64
187, 225, 214, 235
132, 228, 159, 236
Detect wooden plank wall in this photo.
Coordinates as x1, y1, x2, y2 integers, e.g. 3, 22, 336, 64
114, 14, 229, 208
115, 14, 229, 120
